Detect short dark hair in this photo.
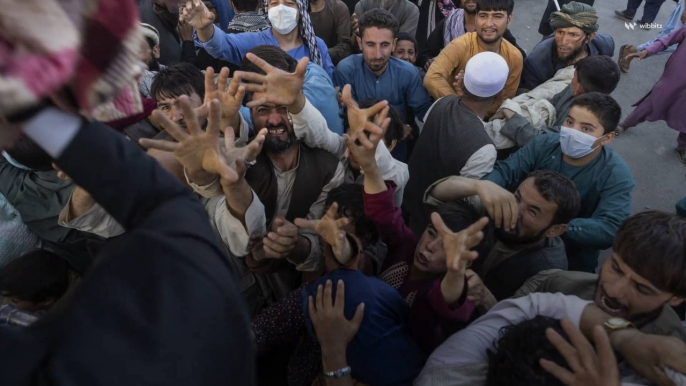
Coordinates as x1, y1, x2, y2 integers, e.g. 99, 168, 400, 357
150, 63, 205, 102
574, 56, 620, 95
613, 211, 686, 297
231, 0, 260, 13
0, 250, 71, 304
569, 92, 621, 135
357, 99, 405, 144
5, 135, 53, 171
434, 201, 494, 259
486, 316, 569, 386
476, 0, 515, 15
358, 8, 399, 39
240, 45, 297, 103
325, 184, 379, 246
395, 32, 417, 50
527, 170, 581, 225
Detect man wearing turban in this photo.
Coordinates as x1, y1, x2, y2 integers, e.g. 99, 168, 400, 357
519, 2, 615, 91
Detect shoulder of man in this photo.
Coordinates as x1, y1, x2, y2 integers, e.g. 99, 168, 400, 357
590, 33, 616, 56
500, 38, 523, 62
525, 37, 554, 62
536, 270, 598, 300
641, 305, 686, 342
597, 147, 635, 187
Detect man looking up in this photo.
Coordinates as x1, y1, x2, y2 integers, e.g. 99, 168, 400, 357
424, 0, 522, 116
474, 92, 634, 273
333, 9, 433, 125
426, 170, 580, 302
519, 211, 686, 342
404, 52, 508, 235
520, 2, 614, 92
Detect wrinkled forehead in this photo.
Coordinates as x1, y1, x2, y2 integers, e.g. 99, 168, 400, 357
518, 177, 559, 213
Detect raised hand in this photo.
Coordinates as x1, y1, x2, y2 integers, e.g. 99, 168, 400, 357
308, 280, 365, 353
452, 70, 465, 97
263, 217, 300, 259
341, 84, 387, 149
435, 214, 488, 274
465, 269, 497, 311
540, 320, 620, 386
234, 53, 309, 112
342, 105, 389, 171
181, 0, 215, 30
622, 50, 648, 62
197, 67, 245, 136
475, 180, 518, 231
435, 213, 489, 305
178, 19, 195, 42
139, 96, 264, 186
295, 203, 351, 263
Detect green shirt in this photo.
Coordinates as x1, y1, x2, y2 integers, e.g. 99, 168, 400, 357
483, 134, 635, 272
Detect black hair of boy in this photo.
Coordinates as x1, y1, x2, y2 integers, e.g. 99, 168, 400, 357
574, 56, 621, 95
569, 92, 621, 135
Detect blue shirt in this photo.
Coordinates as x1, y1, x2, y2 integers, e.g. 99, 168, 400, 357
332, 55, 433, 122
239, 62, 343, 134
302, 269, 426, 386
194, 25, 335, 78
483, 134, 635, 273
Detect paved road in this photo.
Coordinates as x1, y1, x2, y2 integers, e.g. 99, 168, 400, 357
506, 0, 685, 266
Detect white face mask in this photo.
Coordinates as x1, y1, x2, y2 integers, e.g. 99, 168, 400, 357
559, 126, 604, 159
268, 5, 298, 35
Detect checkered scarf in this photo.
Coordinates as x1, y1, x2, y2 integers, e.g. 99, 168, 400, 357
262, 0, 323, 67
0, 0, 143, 122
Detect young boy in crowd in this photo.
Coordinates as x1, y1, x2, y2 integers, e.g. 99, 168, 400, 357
476, 92, 634, 273
393, 32, 426, 78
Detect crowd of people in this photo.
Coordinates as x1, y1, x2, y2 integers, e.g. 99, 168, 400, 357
1, 0, 686, 385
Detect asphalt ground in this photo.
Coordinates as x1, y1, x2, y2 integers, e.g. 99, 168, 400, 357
506, 0, 685, 268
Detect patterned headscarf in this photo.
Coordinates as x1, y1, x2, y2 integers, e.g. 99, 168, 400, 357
208, 0, 236, 30
443, 8, 466, 46
262, 0, 323, 67
0, 0, 143, 122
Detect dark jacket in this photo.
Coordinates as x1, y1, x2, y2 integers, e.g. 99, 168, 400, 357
474, 237, 567, 301
138, 0, 182, 65
520, 34, 615, 91
0, 118, 254, 386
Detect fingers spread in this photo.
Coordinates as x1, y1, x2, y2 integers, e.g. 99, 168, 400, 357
540, 358, 575, 385
180, 95, 203, 135
431, 212, 453, 237
152, 110, 189, 142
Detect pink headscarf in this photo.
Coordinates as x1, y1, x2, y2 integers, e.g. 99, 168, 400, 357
0, 0, 143, 122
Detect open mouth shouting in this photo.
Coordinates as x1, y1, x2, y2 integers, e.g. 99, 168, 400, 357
598, 288, 626, 317
267, 127, 287, 135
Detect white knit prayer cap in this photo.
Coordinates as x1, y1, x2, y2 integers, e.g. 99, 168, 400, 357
140, 23, 160, 47
463, 52, 509, 98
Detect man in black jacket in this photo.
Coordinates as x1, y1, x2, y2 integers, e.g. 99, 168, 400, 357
0, 99, 255, 385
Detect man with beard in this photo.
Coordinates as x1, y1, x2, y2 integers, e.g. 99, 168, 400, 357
424, 0, 522, 117
517, 211, 686, 343
138, 0, 184, 65
520, 2, 614, 92
465, 93, 634, 274
333, 9, 433, 125
425, 170, 580, 303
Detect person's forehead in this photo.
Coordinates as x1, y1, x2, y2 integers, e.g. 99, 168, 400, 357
362, 27, 395, 42
269, 0, 298, 7
155, 91, 202, 105
519, 178, 558, 213
396, 40, 415, 50
568, 105, 603, 129
610, 254, 663, 293
556, 26, 585, 35
477, 9, 508, 15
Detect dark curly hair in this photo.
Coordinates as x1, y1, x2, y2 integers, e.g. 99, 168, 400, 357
325, 184, 379, 246
486, 316, 569, 386
527, 170, 581, 225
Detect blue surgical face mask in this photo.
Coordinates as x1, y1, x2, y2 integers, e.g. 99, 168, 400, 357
559, 126, 604, 159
